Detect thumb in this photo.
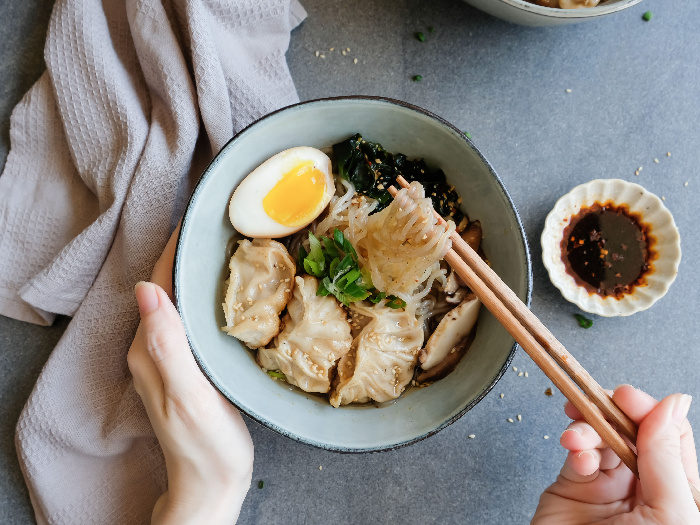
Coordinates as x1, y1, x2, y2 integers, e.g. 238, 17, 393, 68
637, 393, 696, 513
135, 281, 202, 395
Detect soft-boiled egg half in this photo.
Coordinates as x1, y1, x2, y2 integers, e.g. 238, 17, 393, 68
229, 147, 334, 238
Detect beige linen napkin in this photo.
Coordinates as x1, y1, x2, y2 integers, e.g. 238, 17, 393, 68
0, 0, 306, 522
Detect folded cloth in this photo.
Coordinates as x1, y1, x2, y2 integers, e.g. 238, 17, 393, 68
0, 0, 306, 522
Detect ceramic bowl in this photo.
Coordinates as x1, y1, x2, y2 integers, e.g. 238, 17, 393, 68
174, 97, 531, 452
462, 0, 643, 26
541, 179, 681, 317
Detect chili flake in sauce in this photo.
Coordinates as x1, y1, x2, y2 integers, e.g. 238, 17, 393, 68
560, 202, 655, 298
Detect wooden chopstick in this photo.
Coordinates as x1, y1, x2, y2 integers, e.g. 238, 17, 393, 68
388, 178, 700, 509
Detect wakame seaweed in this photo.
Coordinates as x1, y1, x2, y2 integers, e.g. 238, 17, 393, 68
332, 133, 466, 227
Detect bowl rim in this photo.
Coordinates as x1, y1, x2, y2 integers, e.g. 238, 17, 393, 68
173, 95, 533, 453
477, 0, 643, 19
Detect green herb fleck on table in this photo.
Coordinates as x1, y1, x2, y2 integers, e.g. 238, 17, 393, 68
642, 11, 652, 21
412, 74, 422, 82
258, 480, 264, 489
299, 229, 406, 309
428, 26, 435, 33
464, 131, 472, 139
415, 31, 426, 42
574, 313, 593, 329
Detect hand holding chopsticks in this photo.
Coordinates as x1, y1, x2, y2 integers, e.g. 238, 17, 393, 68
388, 176, 700, 510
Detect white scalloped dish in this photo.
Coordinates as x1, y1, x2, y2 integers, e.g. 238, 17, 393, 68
542, 179, 681, 317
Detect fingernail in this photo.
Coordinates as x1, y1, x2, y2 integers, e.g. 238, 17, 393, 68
672, 394, 692, 425
577, 450, 596, 460
614, 384, 635, 394
135, 282, 159, 315
561, 428, 582, 438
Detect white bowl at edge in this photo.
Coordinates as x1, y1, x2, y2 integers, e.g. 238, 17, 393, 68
463, 0, 644, 26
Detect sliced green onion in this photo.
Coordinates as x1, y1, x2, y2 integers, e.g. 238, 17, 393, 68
413, 75, 422, 82
574, 314, 593, 329
415, 32, 426, 42
642, 11, 652, 21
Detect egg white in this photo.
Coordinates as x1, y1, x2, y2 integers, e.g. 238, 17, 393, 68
229, 147, 334, 238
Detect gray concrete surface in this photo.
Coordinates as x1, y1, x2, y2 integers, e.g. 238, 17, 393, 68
2, 0, 699, 523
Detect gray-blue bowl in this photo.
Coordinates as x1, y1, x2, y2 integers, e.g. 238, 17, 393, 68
174, 97, 532, 452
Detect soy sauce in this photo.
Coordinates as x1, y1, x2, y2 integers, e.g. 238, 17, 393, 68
560, 202, 654, 298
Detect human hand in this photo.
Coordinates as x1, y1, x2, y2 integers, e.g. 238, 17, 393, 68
532, 385, 700, 524
128, 227, 254, 525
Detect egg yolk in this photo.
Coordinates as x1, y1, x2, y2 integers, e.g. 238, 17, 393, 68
262, 161, 326, 227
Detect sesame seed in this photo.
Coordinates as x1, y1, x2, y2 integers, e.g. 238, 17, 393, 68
518, 372, 523, 377
565, 88, 572, 93
544, 435, 550, 440
353, 58, 358, 64
517, 414, 522, 421
342, 50, 347, 55
319, 465, 323, 470
468, 434, 476, 439
635, 171, 639, 176
320, 54, 326, 59
654, 158, 659, 164
500, 393, 504, 399
346, 47, 351, 52
667, 152, 671, 157
315, 51, 319, 57
284, 289, 290, 292
662, 196, 666, 201
507, 418, 514, 423
330, 47, 334, 51
513, 367, 518, 372
684, 181, 689, 187
524, 372, 529, 378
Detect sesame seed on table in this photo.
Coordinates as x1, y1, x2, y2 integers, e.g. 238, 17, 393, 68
1, 0, 699, 524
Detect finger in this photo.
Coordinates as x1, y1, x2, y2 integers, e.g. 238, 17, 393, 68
560, 449, 602, 482
613, 385, 700, 486
564, 388, 614, 421
135, 281, 204, 396
636, 393, 697, 514
126, 324, 163, 397
560, 421, 606, 452
563, 400, 584, 421
598, 446, 623, 471
611, 384, 658, 423
150, 222, 181, 298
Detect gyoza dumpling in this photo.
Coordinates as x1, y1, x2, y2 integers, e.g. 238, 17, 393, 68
257, 276, 352, 393
222, 239, 295, 349
330, 302, 424, 407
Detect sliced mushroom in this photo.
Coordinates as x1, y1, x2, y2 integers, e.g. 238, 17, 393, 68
418, 294, 481, 371
460, 220, 482, 253
443, 269, 461, 296
416, 329, 476, 384
532, 0, 560, 7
